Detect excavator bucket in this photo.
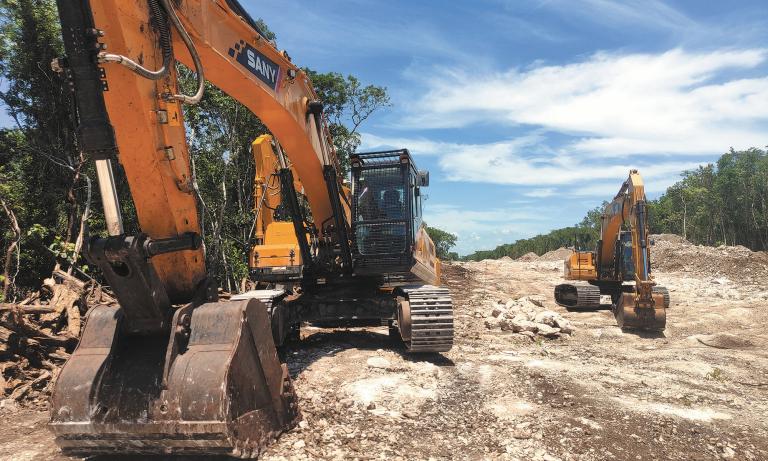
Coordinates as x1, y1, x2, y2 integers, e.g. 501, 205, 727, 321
49, 298, 299, 458
614, 292, 666, 331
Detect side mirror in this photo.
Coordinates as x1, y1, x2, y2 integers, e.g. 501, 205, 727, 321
418, 170, 429, 187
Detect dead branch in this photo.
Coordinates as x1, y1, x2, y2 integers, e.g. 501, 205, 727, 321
0, 198, 21, 301
0, 303, 57, 314
9, 370, 51, 401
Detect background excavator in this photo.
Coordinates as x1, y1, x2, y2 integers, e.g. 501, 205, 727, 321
50, 0, 450, 458
554, 170, 670, 331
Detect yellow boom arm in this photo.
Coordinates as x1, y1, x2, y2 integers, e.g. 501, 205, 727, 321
599, 169, 652, 283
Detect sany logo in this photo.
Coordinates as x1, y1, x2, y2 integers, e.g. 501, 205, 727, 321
246, 49, 277, 84
228, 40, 280, 91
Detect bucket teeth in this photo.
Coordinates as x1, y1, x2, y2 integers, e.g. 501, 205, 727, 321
48, 299, 299, 457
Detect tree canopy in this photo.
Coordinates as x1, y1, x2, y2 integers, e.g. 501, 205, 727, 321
424, 225, 458, 260
465, 147, 768, 261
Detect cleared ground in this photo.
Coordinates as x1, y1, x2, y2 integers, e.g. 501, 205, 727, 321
1, 238, 767, 460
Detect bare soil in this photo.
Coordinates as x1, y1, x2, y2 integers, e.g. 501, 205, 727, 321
2, 242, 768, 460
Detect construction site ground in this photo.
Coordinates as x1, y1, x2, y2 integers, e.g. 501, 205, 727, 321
2, 236, 767, 460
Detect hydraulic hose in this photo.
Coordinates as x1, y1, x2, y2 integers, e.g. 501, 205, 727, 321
160, 0, 205, 104
98, 0, 205, 104
98, 0, 172, 80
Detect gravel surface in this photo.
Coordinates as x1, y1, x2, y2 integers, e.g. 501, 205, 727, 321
2, 244, 767, 460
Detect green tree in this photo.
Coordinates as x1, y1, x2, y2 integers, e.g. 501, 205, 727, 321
469, 147, 768, 261
304, 69, 391, 173
425, 226, 457, 259
0, 0, 91, 297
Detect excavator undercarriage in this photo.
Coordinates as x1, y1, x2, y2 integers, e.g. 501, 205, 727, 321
555, 282, 668, 330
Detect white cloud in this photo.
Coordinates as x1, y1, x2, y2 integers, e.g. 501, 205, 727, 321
361, 132, 704, 189
403, 48, 768, 157
423, 203, 553, 254
360, 133, 445, 156
524, 188, 557, 198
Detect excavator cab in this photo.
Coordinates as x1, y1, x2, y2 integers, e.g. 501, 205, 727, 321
350, 149, 429, 277
618, 230, 636, 280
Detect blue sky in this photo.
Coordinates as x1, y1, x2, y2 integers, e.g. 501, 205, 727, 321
242, 0, 768, 254
3, 0, 766, 255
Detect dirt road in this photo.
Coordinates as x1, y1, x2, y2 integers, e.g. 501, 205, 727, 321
2, 249, 767, 460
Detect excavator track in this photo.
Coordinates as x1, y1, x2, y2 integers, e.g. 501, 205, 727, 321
397, 285, 453, 353
554, 283, 601, 309
653, 285, 671, 308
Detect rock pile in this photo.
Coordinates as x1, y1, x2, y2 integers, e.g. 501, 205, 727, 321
517, 252, 539, 262
484, 296, 574, 339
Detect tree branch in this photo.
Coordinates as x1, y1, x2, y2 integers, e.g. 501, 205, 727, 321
0, 198, 21, 301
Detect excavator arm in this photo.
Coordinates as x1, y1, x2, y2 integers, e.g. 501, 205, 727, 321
249, 134, 311, 280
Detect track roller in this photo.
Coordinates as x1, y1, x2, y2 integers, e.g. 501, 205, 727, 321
554, 283, 601, 309
396, 285, 453, 353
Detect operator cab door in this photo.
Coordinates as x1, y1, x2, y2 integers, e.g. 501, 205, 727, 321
350, 151, 414, 272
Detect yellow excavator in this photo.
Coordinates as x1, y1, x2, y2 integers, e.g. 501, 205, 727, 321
244, 135, 449, 351
554, 170, 669, 331
49, 0, 450, 458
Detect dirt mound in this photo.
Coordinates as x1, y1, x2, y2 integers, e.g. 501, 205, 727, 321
539, 247, 573, 261
651, 237, 768, 286
498, 256, 513, 261
695, 333, 755, 350
516, 252, 539, 262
